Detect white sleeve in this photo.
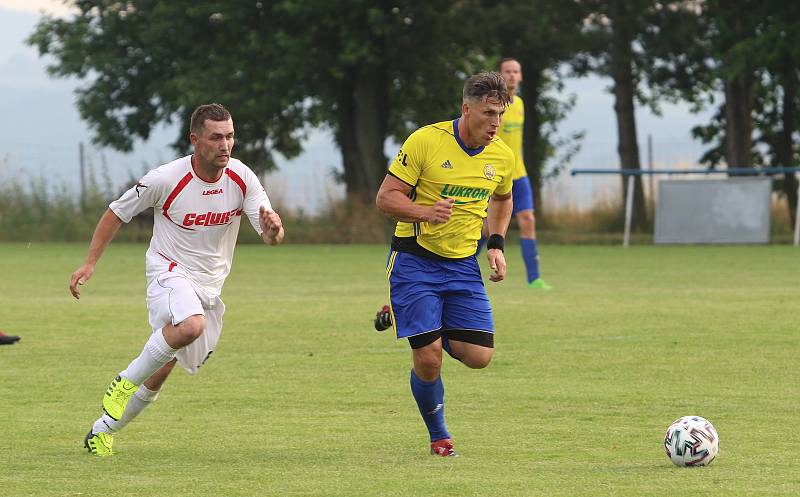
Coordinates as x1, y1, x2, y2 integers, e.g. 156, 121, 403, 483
109, 169, 165, 223
241, 168, 272, 235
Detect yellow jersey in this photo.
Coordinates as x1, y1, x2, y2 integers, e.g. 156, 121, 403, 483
388, 119, 514, 258
497, 96, 528, 180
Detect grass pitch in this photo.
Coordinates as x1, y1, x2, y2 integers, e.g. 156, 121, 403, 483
0, 242, 798, 496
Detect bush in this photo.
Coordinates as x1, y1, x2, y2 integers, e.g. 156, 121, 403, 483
0, 173, 394, 244
1, 173, 792, 245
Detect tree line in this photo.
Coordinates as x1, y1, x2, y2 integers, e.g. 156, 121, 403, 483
28, 0, 800, 227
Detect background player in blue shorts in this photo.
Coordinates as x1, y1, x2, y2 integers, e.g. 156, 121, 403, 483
484, 58, 551, 289
375, 72, 515, 457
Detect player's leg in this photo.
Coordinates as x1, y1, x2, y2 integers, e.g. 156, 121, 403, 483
85, 274, 205, 455
388, 251, 456, 456
513, 177, 550, 288
100, 314, 204, 422
114, 314, 203, 387
84, 317, 200, 456
118, 359, 176, 427
409, 334, 457, 457
443, 331, 494, 369
91, 359, 177, 438
409, 332, 454, 456
439, 255, 496, 369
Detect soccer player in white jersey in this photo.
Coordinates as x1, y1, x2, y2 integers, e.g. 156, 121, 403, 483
70, 103, 284, 456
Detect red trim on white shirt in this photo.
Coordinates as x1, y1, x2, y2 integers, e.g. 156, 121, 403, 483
225, 168, 247, 196
156, 251, 179, 271
162, 172, 194, 228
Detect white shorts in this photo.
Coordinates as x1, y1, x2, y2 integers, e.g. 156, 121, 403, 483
146, 271, 225, 375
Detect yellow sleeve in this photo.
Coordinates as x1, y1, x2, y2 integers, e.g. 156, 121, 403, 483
495, 144, 515, 196
497, 163, 514, 196
387, 129, 426, 186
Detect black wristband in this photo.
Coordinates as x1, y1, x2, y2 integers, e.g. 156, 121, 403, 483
486, 234, 505, 252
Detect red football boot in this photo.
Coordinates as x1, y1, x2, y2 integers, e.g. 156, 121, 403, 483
430, 438, 458, 457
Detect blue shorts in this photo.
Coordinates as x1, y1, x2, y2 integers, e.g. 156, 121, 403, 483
386, 251, 494, 339
512, 176, 535, 214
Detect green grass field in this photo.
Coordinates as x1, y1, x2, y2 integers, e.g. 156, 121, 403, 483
1, 242, 798, 496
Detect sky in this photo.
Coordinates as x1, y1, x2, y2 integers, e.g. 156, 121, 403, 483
0, 1, 716, 212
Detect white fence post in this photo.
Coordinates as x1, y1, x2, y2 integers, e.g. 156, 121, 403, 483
624, 174, 634, 248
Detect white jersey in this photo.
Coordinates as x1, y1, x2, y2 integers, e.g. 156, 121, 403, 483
110, 155, 271, 298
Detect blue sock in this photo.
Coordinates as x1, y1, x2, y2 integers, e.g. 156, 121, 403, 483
475, 235, 486, 254
410, 369, 449, 442
520, 238, 540, 283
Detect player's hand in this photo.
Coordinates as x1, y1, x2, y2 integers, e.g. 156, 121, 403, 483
69, 264, 95, 299
424, 198, 455, 225
487, 249, 506, 282
259, 205, 284, 245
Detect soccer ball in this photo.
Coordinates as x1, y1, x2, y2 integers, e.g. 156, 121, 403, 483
664, 415, 719, 467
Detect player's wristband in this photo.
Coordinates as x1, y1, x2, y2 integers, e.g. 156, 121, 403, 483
486, 234, 505, 252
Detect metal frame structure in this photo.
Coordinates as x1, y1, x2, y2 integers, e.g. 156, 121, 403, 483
570, 168, 800, 247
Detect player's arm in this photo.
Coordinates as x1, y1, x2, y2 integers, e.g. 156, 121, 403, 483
69, 208, 124, 299
259, 205, 284, 246
485, 191, 513, 282
376, 174, 454, 224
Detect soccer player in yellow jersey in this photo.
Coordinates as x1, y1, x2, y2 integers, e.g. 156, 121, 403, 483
375, 72, 514, 457
492, 57, 551, 289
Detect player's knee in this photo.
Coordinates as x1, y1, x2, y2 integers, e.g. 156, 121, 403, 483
517, 209, 536, 236
177, 315, 205, 342
417, 352, 442, 373
463, 350, 493, 369
413, 345, 443, 378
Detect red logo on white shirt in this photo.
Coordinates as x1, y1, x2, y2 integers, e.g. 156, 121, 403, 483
202, 188, 223, 196
182, 208, 242, 227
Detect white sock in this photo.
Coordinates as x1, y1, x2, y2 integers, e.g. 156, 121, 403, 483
93, 384, 160, 434
119, 328, 177, 385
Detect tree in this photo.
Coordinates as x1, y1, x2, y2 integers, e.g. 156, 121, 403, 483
274, 0, 477, 202
645, 0, 763, 171
746, 0, 800, 226
28, 1, 309, 171
28, 1, 477, 203
479, 0, 586, 217
580, 0, 660, 230
645, 0, 800, 226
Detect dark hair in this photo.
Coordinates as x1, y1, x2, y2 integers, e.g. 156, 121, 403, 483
190, 103, 232, 134
462, 72, 511, 106
498, 57, 520, 71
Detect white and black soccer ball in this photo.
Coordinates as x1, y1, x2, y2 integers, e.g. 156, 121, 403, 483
664, 415, 719, 467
